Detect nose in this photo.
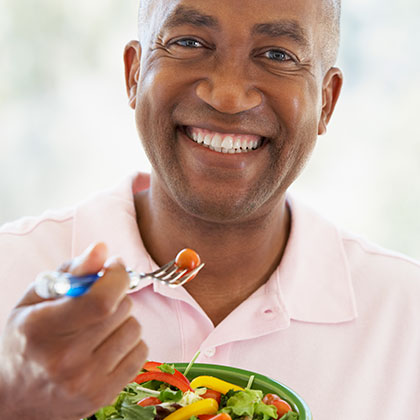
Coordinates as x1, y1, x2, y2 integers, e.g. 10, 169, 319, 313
195, 68, 262, 114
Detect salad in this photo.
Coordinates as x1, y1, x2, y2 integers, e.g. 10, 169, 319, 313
83, 360, 298, 420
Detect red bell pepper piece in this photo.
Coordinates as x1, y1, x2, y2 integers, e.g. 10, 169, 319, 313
137, 396, 162, 407
134, 371, 193, 392
143, 361, 191, 386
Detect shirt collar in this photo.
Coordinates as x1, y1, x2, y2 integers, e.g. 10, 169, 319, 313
277, 196, 358, 324
72, 173, 357, 324
72, 172, 154, 292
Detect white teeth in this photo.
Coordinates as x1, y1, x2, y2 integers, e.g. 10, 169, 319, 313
233, 137, 241, 150
211, 134, 222, 148
203, 134, 212, 145
187, 127, 262, 153
196, 131, 204, 144
221, 136, 233, 149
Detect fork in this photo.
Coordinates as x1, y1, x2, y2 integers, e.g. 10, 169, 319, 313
34, 259, 205, 299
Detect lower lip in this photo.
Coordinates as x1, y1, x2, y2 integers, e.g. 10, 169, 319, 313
178, 128, 265, 170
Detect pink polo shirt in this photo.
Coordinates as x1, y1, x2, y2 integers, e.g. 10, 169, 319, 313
1, 172, 420, 419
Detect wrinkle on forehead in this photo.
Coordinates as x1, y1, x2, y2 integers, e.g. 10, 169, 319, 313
137, 0, 341, 68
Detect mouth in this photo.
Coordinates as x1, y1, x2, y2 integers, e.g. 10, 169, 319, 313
182, 126, 266, 154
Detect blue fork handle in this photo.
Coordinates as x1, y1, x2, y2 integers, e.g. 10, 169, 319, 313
63, 273, 101, 297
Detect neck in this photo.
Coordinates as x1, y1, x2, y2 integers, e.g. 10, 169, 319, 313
134, 179, 291, 326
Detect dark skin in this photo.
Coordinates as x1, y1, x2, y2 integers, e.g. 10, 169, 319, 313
125, 0, 342, 325
0, 243, 148, 419
0, 0, 342, 417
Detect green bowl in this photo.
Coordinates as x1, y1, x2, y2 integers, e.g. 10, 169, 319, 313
173, 363, 312, 420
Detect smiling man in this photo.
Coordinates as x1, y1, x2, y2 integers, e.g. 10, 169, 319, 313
0, 1, 420, 419
125, 0, 343, 325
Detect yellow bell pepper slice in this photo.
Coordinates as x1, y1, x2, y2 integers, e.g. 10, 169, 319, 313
164, 398, 218, 420
190, 376, 244, 394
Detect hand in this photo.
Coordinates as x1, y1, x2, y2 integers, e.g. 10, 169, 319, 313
0, 242, 148, 420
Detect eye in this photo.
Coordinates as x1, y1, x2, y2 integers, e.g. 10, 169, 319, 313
264, 49, 293, 62
174, 38, 204, 48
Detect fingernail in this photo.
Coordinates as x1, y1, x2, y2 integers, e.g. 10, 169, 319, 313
81, 242, 99, 258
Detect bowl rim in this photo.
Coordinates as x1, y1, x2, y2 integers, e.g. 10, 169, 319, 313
173, 362, 312, 420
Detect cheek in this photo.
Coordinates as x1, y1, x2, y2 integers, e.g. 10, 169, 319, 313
135, 66, 178, 146
275, 79, 322, 133
268, 80, 321, 181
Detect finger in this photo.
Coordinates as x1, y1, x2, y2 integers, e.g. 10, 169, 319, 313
95, 340, 148, 410
14, 282, 49, 308
67, 242, 108, 276
109, 339, 149, 383
93, 316, 143, 374
14, 242, 108, 308
47, 259, 131, 331
76, 295, 133, 353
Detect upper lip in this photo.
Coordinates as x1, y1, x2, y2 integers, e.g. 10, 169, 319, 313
180, 123, 269, 139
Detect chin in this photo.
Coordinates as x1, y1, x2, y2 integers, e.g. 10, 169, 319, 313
173, 186, 269, 226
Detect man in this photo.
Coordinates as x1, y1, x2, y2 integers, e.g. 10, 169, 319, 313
0, 0, 419, 419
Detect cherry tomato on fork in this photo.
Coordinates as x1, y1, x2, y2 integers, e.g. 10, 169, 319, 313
262, 393, 292, 418
175, 248, 201, 271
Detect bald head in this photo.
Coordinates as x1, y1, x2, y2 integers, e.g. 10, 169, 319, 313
321, 0, 341, 69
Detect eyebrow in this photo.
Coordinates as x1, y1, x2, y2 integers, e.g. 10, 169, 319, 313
162, 7, 309, 48
164, 6, 220, 30
252, 20, 310, 47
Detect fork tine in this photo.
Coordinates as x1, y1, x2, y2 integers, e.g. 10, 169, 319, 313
168, 263, 205, 287
148, 259, 175, 276
160, 267, 187, 281
163, 268, 188, 283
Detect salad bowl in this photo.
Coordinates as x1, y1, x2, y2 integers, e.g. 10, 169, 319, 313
174, 362, 312, 420
84, 361, 312, 420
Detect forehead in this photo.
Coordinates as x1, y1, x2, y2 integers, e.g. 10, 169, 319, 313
143, 0, 324, 41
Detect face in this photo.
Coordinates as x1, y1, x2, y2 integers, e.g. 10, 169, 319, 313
125, 0, 342, 224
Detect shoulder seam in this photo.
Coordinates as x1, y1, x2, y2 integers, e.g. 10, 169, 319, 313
0, 215, 74, 237
342, 236, 420, 269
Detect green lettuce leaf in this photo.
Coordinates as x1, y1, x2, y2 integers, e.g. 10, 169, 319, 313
254, 401, 278, 420
157, 363, 176, 374
279, 411, 299, 420
120, 402, 156, 420
159, 388, 183, 402
94, 405, 120, 420
219, 390, 239, 408
123, 383, 159, 405
221, 389, 278, 420
85, 383, 158, 420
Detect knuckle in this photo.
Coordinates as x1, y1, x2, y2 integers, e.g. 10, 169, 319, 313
126, 342, 149, 374
89, 294, 116, 318
61, 368, 93, 400
20, 307, 49, 340
124, 295, 133, 312
124, 316, 142, 339
118, 296, 133, 318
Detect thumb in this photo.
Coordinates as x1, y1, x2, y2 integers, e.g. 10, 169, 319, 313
15, 242, 108, 308
66, 242, 108, 276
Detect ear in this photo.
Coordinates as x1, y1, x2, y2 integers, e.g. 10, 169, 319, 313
318, 67, 343, 135
123, 40, 142, 110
